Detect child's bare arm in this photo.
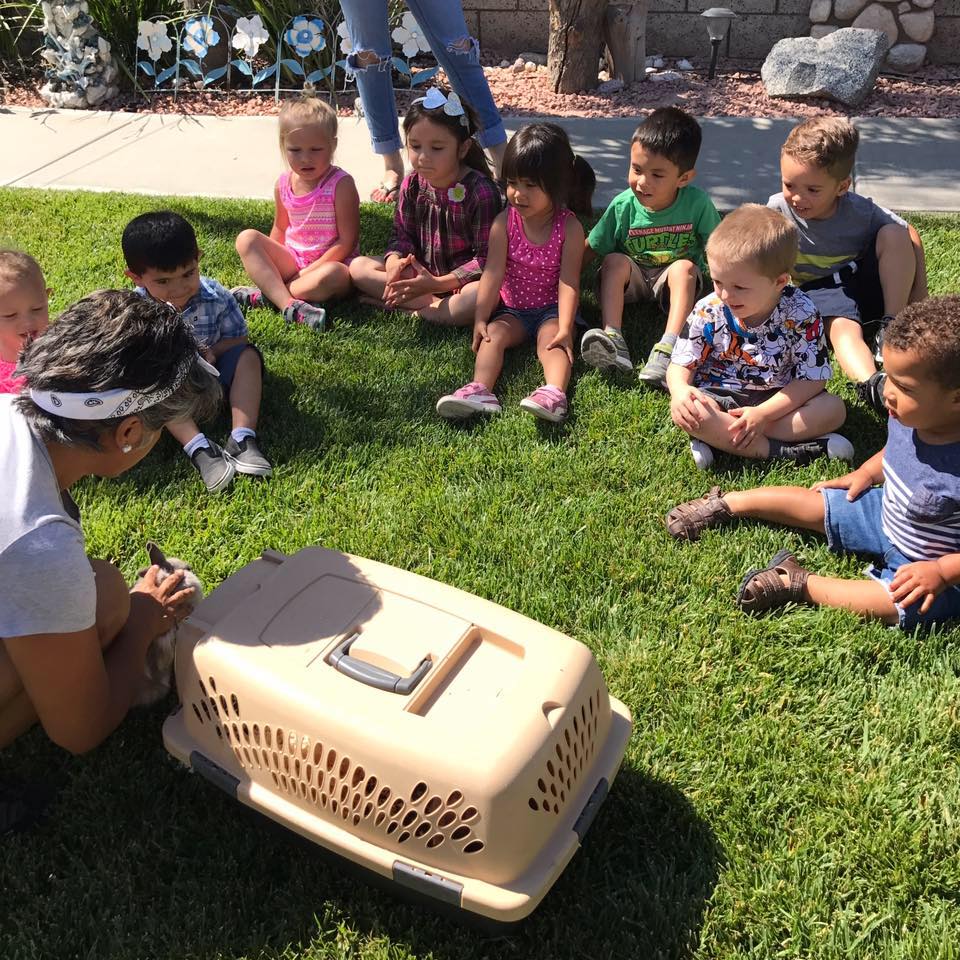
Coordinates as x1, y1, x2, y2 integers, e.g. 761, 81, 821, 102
891, 551, 960, 613
813, 448, 886, 500
556, 217, 585, 334
269, 183, 288, 245
581, 237, 596, 267
208, 336, 249, 359
475, 213, 508, 326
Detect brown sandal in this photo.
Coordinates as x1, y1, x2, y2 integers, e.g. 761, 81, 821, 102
665, 486, 733, 542
737, 548, 810, 613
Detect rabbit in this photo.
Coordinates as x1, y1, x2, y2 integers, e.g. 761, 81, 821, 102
135, 541, 204, 706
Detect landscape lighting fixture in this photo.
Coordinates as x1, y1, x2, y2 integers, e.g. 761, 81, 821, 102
701, 7, 737, 81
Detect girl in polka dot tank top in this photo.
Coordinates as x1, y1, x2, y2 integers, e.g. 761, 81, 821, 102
234, 96, 360, 331
437, 123, 595, 424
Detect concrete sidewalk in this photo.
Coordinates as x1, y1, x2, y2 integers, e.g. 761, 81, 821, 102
1, 105, 958, 212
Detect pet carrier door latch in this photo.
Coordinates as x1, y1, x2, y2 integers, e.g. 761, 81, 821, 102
328, 633, 432, 694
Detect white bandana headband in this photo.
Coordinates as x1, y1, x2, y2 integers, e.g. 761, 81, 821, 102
414, 87, 469, 127
28, 354, 219, 421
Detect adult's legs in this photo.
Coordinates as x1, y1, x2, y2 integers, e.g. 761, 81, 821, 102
340, 0, 405, 194
407, 0, 507, 162
0, 560, 128, 748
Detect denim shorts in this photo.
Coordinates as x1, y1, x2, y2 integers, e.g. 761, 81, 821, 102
821, 486, 960, 630
492, 303, 583, 342
215, 343, 264, 393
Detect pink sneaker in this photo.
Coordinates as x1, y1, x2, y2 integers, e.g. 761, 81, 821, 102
436, 381, 501, 419
520, 384, 568, 422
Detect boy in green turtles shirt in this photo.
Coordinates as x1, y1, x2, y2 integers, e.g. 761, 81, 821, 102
582, 107, 721, 387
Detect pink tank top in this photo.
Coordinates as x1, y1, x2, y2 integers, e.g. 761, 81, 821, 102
279, 167, 358, 267
500, 206, 574, 310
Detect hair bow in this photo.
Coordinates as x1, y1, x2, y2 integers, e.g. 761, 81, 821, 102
414, 87, 469, 127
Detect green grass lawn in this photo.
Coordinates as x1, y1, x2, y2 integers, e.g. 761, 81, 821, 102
2, 189, 960, 960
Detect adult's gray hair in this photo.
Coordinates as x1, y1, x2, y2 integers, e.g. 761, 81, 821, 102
16, 289, 222, 449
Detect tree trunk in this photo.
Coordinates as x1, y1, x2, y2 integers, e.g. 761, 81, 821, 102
604, 1, 648, 85
548, 0, 607, 94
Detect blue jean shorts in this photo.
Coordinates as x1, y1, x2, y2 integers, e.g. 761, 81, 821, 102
821, 486, 960, 630
215, 343, 264, 393
492, 303, 584, 342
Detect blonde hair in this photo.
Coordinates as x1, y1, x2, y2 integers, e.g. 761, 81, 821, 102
782, 116, 859, 181
706, 204, 798, 279
0, 248, 45, 289
277, 95, 338, 159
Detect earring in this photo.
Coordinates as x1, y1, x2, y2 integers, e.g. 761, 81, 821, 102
122, 444, 132, 453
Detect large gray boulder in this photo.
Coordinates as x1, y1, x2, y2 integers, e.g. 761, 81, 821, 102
761, 28, 890, 108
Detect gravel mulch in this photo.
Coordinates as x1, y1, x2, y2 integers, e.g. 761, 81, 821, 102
2, 59, 959, 119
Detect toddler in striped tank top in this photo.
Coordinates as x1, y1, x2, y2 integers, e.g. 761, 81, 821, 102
234, 95, 360, 332
436, 123, 595, 424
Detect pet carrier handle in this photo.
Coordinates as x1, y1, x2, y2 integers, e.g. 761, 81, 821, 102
328, 633, 432, 694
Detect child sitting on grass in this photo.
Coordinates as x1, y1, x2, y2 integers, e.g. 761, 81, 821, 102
0, 250, 49, 395
349, 87, 502, 327
667, 204, 852, 470
581, 107, 720, 386
768, 116, 927, 414
436, 123, 593, 423
123, 211, 270, 493
666, 295, 960, 630
233, 94, 360, 332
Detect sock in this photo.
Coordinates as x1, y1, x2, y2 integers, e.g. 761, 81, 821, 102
183, 433, 209, 458
604, 325, 622, 336
660, 332, 678, 347
231, 427, 255, 444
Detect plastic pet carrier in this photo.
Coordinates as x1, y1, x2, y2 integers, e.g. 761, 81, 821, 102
163, 547, 632, 925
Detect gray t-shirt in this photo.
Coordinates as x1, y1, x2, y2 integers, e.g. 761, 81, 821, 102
767, 191, 906, 285
0, 395, 96, 638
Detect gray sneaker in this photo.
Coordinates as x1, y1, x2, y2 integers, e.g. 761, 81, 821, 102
283, 299, 326, 331
224, 435, 273, 477
581, 327, 633, 373
637, 340, 674, 386
231, 286, 264, 310
190, 440, 236, 493
873, 314, 894, 364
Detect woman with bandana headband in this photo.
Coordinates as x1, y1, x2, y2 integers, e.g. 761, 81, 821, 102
0, 291, 221, 807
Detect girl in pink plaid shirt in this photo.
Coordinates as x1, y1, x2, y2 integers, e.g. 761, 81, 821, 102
350, 87, 502, 327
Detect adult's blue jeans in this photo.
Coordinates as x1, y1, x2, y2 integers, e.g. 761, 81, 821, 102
340, 0, 507, 156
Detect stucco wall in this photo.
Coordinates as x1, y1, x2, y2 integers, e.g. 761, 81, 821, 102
462, 0, 960, 63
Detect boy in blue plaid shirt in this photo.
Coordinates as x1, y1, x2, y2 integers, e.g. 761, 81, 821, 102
123, 211, 271, 493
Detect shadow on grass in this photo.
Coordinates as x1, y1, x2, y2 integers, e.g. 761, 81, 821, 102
2, 725, 721, 960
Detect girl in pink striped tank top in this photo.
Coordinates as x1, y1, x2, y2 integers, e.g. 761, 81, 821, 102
234, 96, 360, 332
437, 124, 595, 423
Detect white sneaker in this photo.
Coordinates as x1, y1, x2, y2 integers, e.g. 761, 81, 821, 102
690, 439, 714, 470
822, 432, 855, 461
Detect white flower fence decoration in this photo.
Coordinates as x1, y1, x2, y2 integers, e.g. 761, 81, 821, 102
134, 11, 439, 101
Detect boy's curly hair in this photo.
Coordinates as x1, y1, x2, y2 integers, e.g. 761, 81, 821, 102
782, 117, 859, 181
884, 295, 960, 390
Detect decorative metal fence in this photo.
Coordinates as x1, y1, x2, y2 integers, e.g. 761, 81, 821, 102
135, 11, 440, 100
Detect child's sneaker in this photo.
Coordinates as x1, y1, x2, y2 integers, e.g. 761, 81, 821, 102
855, 371, 887, 415
436, 382, 501, 419
581, 327, 633, 373
772, 433, 854, 466
637, 340, 674, 386
519, 384, 568, 423
873, 314, 894, 364
224, 435, 273, 477
190, 440, 236, 493
283, 299, 327, 331
689, 438, 715, 470
231, 286, 264, 310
